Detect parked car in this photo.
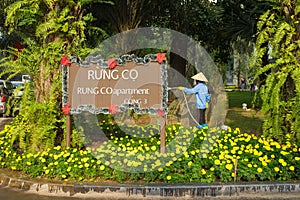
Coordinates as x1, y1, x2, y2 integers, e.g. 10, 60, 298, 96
0, 86, 10, 117
11, 74, 32, 90
8, 85, 24, 116
22, 75, 32, 83
0, 80, 14, 95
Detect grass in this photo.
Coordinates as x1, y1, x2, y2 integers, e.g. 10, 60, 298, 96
125, 90, 265, 135
225, 91, 264, 135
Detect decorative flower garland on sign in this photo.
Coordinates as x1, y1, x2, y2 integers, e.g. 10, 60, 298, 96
156, 53, 166, 64
61, 56, 71, 115
109, 104, 118, 114
61, 53, 168, 116
108, 58, 118, 69
60, 56, 71, 67
62, 104, 71, 115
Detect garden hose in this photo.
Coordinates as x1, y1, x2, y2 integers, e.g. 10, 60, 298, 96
182, 91, 201, 126
168, 87, 200, 126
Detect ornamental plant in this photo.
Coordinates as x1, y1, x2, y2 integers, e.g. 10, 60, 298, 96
0, 120, 299, 183
0, 0, 108, 151
251, 1, 300, 142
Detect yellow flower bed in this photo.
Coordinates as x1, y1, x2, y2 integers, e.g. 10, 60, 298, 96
0, 123, 299, 183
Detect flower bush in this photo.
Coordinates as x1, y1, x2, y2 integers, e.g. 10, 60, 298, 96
0, 119, 299, 183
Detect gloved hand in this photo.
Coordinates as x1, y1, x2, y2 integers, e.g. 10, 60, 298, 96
177, 86, 184, 91
206, 102, 209, 108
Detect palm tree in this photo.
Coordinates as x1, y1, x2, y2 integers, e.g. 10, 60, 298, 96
218, 0, 271, 86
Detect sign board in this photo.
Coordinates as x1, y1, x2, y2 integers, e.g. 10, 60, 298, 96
62, 54, 168, 116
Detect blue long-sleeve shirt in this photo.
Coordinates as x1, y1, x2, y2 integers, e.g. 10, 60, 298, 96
184, 83, 210, 109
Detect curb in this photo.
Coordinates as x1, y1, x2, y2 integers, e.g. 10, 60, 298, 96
1, 173, 300, 199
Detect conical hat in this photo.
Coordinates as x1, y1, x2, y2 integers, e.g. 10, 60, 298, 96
191, 72, 208, 82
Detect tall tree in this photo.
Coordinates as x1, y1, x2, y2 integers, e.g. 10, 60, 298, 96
217, 0, 271, 85
93, 0, 155, 33
0, 0, 16, 29
0, 0, 18, 54
88, 0, 159, 50
92, 0, 225, 80
0, 0, 108, 151
158, 0, 224, 84
251, 0, 300, 141
2, 0, 96, 101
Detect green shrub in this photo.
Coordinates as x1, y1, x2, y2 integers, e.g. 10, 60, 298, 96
0, 122, 299, 183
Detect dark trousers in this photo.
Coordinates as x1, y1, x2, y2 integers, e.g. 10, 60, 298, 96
198, 109, 206, 125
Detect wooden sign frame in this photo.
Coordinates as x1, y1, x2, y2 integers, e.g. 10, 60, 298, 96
62, 54, 168, 153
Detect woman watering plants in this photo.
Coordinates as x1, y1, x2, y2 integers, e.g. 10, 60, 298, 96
178, 72, 210, 129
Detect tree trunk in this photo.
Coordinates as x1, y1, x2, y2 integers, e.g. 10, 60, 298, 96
168, 37, 187, 87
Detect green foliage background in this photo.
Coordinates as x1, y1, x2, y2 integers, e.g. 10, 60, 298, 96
251, 1, 300, 142
0, 0, 300, 153
0, 0, 106, 151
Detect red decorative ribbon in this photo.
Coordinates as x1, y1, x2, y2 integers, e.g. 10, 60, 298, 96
157, 108, 165, 117
108, 58, 117, 69
156, 53, 166, 64
62, 104, 71, 115
109, 104, 118, 114
61, 56, 71, 66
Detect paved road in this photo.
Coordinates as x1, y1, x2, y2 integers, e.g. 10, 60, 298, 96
0, 186, 80, 200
